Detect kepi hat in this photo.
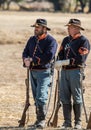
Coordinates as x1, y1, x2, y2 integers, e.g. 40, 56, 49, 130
65, 18, 84, 31
31, 18, 51, 31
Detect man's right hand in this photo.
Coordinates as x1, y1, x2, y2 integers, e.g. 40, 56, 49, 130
23, 58, 32, 68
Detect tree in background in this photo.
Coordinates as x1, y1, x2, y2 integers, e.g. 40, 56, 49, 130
74, 0, 87, 12
0, 0, 91, 13
88, 0, 91, 12
48, 0, 60, 11
48, 0, 91, 13
0, 0, 23, 10
0, 0, 6, 9
48, 0, 71, 12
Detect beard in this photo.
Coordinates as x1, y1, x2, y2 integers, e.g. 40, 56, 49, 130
34, 29, 44, 36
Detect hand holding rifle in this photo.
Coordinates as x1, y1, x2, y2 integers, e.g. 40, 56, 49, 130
23, 58, 33, 68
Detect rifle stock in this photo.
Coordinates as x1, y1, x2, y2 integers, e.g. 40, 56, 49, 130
18, 68, 30, 127
87, 112, 91, 129
50, 102, 61, 127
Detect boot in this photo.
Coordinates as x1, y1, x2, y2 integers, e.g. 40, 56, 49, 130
61, 104, 72, 129
73, 104, 82, 129
35, 105, 46, 129
33, 106, 40, 126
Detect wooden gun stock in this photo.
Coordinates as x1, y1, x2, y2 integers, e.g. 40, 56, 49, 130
87, 112, 91, 129
18, 102, 30, 127
50, 102, 61, 127
18, 69, 30, 127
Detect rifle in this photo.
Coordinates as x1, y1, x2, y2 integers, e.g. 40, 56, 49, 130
80, 69, 91, 129
45, 58, 56, 117
18, 68, 30, 127
47, 59, 70, 127
48, 70, 61, 127
80, 68, 88, 123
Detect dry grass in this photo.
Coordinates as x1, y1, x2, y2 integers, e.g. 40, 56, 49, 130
0, 11, 91, 130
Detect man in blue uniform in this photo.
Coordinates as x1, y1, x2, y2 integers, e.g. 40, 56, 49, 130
57, 19, 90, 129
22, 18, 57, 128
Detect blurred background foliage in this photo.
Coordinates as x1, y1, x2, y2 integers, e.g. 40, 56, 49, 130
0, 0, 91, 13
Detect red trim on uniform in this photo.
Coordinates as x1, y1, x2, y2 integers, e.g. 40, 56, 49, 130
71, 58, 75, 65
59, 46, 63, 51
35, 56, 41, 65
38, 34, 47, 41
78, 47, 89, 55
73, 33, 81, 40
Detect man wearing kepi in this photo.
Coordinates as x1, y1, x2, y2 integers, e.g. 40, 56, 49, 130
57, 19, 90, 129
22, 18, 57, 128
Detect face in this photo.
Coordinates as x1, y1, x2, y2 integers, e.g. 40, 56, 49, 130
67, 25, 80, 37
34, 25, 47, 36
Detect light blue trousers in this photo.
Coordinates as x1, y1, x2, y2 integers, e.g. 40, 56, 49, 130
30, 69, 51, 106
60, 69, 83, 104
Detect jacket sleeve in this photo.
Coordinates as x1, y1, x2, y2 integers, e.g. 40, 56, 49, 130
71, 38, 90, 66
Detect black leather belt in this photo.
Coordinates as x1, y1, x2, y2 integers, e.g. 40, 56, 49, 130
62, 65, 80, 70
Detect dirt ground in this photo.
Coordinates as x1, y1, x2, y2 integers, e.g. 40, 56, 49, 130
0, 11, 91, 130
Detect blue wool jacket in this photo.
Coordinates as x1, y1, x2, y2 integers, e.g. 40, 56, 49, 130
22, 34, 57, 69
58, 35, 90, 66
